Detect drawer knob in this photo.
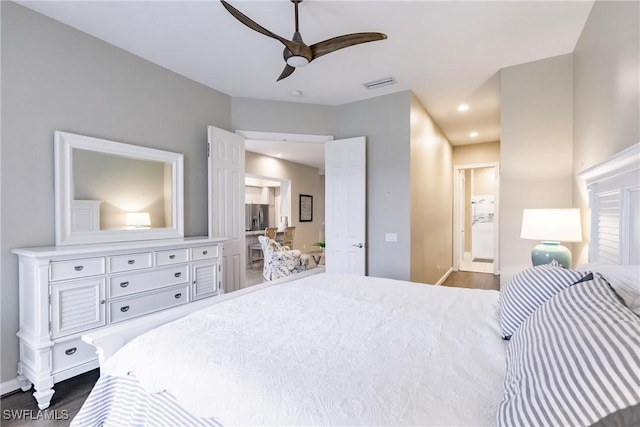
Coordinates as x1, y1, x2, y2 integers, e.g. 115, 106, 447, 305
120, 306, 130, 312
174, 272, 182, 278
127, 260, 135, 265
202, 250, 208, 255
174, 293, 182, 299
169, 255, 176, 259
120, 281, 129, 288
100, 299, 106, 305
65, 347, 77, 356
74, 265, 84, 271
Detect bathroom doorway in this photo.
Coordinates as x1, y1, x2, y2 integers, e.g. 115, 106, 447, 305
453, 163, 500, 275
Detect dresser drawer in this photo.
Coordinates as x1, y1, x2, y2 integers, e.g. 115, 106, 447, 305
50, 257, 105, 282
109, 265, 189, 298
109, 252, 153, 273
51, 337, 97, 374
109, 284, 189, 324
191, 245, 219, 261
155, 248, 189, 266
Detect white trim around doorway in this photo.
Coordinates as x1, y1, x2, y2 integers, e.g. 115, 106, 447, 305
453, 162, 500, 275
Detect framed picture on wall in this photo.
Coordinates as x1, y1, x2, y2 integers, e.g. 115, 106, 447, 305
299, 194, 313, 222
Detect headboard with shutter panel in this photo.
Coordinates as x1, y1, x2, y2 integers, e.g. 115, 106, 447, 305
579, 143, 640, 265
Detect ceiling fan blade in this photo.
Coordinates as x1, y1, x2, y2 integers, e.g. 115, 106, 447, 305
220, 1, 297, 52
277, 65, 296, 81
310, 32, 387, 61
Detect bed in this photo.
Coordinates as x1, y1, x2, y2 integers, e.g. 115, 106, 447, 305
72, 144, 640, 427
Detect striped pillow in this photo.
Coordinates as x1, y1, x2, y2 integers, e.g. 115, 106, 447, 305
499, 262, 590, 339
497, 275, 640, 426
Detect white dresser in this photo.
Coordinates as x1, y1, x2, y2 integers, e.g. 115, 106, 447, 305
12, 237, 225, 409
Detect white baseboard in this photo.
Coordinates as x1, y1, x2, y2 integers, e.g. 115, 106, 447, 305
1, 378, 22, 397
435, 267, 454, 286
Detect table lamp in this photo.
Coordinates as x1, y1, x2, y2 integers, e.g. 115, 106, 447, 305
520, 208, 582, 268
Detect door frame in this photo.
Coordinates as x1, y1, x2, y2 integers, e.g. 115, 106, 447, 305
236, 130, 331, 264
453, 162, 500, 275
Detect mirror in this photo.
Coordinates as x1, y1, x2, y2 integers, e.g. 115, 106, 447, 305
55, 131, 184, 246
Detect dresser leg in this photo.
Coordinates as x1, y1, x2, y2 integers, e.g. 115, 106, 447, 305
33, 388, 55, 410
16, 373, 32, 392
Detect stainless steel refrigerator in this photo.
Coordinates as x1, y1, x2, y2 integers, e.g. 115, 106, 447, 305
245, 204, 270, 231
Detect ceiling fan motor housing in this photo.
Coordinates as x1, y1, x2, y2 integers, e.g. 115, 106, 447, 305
284, 31, 311, 67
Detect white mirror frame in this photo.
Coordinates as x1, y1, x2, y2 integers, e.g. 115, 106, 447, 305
54, 131, 184, 246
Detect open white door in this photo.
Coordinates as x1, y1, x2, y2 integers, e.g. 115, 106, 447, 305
325, 137, 366, 275
208, 126, 245, 292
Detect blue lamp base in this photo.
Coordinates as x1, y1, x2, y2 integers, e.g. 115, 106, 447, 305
531, 241, 572, 269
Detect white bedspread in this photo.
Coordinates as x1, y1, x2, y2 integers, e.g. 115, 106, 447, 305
104, 273, 506, 426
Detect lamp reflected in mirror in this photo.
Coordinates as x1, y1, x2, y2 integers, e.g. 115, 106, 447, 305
125, 212, 151, 229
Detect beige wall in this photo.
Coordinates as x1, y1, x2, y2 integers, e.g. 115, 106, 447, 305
500, 54, 574, 282
245, 152, 322, 252
409, 94, 453, 284
572, 0, 639, 265
452, 141, 500, 166
474, 167, 496, 196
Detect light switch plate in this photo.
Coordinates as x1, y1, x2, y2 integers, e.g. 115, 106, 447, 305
385, 233, 398, 242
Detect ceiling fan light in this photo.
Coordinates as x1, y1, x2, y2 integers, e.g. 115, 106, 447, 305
286, 56, 310, 67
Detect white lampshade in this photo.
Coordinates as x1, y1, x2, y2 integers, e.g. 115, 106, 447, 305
520, 209, 582, 243
125, 212, 151, 228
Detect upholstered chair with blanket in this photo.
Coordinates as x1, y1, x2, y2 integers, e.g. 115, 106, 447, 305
258, 236, 310, 281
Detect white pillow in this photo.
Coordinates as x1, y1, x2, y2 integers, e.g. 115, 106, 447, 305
577, 263, 640, 315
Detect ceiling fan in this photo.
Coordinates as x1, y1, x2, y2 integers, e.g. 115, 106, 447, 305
220, 0, 388, 81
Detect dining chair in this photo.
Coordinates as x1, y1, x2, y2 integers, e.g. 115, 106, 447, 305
265, 227, 278, 240
283, 226, 295, 249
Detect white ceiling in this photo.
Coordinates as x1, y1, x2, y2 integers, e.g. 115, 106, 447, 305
17, 0, 594, 167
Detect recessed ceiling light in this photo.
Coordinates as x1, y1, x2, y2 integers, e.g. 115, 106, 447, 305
469, 131, 479, 138
276, 153, 283, 158
458, 104, 469, 112
290, 90, 302, 97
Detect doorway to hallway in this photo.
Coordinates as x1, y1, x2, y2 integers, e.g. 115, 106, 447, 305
453, 163, 500, 275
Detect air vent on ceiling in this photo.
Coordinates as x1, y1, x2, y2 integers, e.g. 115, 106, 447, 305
363, 76, 396, 90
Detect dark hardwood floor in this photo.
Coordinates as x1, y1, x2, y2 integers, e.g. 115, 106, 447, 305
0, 369, 99, 427
442, 270, 500, 291
0, 271, 498, 425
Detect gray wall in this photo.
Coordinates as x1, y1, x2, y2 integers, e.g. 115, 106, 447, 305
1, 2, 231, 383
231, 97, 334, 135
572, 0, 640, 264
334, 92, 412, 280
500, 54, 574, 282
